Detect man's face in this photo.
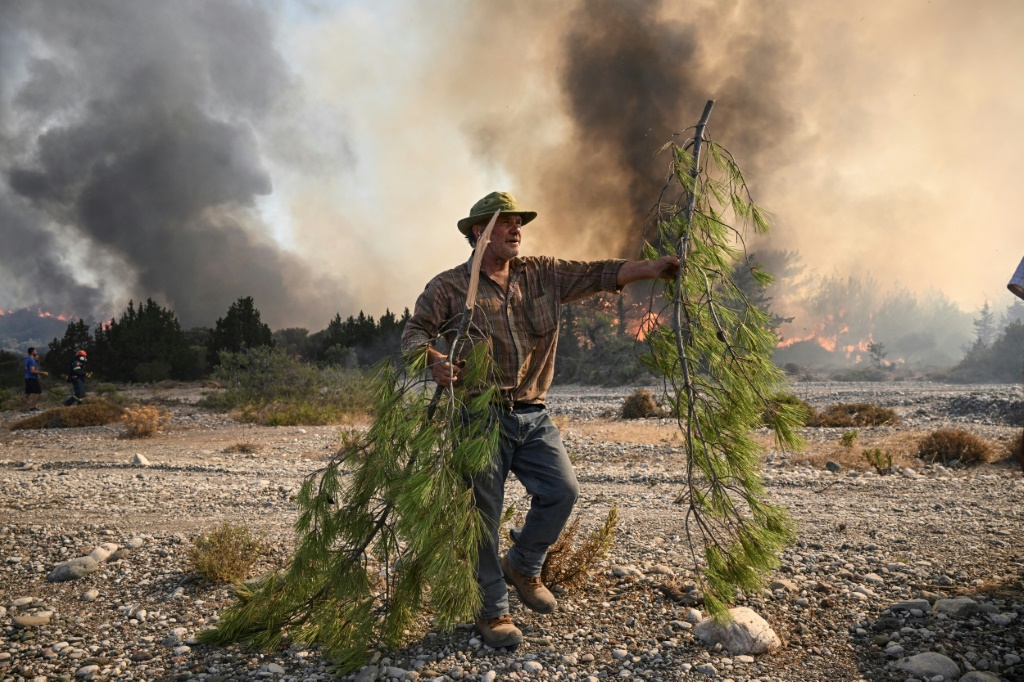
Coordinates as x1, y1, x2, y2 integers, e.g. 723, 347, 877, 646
477, 213, 523, 261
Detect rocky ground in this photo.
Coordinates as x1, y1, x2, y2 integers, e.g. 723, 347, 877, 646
1, 380, 1023, 682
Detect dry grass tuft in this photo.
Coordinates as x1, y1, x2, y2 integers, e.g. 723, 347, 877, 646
1011, 431, 1024, 472
917, 428, 993, 465
187, 522, 267, 584
120, 404, 171, 439
9, 400, 124, 431
806, 403, 899, 428
621, 389, 659, 419
223, 442, 263, 454
540, 507, 618, 589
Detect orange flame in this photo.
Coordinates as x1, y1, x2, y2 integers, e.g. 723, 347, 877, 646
36, 308, 73, 322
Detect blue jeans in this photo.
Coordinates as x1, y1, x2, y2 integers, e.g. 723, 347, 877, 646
472, 406, 579, 619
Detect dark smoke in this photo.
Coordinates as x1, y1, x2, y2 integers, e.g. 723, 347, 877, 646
0, 0, 347, 328
487, 0, 802, 260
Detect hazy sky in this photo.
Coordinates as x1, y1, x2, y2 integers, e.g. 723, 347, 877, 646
1, 0, 1021, 330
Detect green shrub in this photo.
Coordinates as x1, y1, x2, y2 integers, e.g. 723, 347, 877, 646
93, 383, 127, 405
806, 403, 899, 428
200, 347, 373, 424
863, 448, 893, 475
187, 522, 267, 584
917, 429, 993, 465
840, 430, 858, 447
621, 389, 659, 419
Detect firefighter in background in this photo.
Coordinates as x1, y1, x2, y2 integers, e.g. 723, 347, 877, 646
63, 350, 90, 406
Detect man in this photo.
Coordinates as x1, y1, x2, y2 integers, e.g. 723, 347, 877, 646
402, 191, 678, 649
63, 350, 89, 406
21, 347, 48, 411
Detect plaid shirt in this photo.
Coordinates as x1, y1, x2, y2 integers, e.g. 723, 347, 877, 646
402, 256, 625, 404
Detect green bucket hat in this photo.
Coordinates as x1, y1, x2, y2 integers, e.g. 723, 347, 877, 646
457, 191, 537, 236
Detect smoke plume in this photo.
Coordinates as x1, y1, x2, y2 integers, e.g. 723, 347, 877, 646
2, 0, 1021, 350
0, 0, 346, 328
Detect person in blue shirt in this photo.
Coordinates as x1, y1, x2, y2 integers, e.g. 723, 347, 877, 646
63, 350, 89, 406
21, 347, 49, 411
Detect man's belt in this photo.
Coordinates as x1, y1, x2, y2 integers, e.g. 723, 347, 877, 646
496, 392, 545, 413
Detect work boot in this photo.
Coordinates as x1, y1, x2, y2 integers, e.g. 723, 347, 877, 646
474, 614, 523, 650
501, 553, 557, 614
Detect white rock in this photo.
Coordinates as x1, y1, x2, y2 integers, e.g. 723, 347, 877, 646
693, 607, 781, 655
133, 453, 151, 466
88, 542, 118, 563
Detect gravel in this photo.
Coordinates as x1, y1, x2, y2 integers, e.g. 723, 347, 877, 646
1, 381, 1022, 681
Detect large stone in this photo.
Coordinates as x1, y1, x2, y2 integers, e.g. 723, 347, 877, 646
896, 652, 960, 680
47, 557, 99, 582
88, 542, 118, 563
693, 607, 781, 655
934, 596, 978, 618
12, 611, 53, 628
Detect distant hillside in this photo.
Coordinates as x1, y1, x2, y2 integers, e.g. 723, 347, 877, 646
0, 309, 88, 355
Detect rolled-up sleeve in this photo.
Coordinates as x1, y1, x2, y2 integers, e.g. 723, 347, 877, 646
550, 258, 627, 304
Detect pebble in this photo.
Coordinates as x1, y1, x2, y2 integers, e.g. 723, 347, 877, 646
0, 381, 1022, 681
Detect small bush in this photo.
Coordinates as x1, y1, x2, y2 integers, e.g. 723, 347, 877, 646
863, 448, 893, 475
806, 403, 899, 428
917, 429, 993, 465
621, 389, 659, 419
187, 522, 267, 584
1011, 431, 1024, 471
120, 404, 171, 439
9, 400, 124, 430
540, 507, 618, 589
223, 442, 262, 454
840, 430, 858, 448
200, 347, 372, 425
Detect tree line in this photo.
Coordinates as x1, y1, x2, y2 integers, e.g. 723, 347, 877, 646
40, 297, 413, 383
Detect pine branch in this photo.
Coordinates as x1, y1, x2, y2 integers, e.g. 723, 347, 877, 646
641, 101, 805, 623
200, 346, 501, 672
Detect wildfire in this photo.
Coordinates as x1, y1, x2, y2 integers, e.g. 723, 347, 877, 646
36, 309, 73, 322
777, 325, 849, 353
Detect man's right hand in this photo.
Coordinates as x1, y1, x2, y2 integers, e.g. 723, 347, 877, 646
429, 352, 464, 387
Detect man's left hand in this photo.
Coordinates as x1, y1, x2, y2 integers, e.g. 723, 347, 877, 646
616, 255, 682, 286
